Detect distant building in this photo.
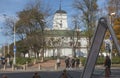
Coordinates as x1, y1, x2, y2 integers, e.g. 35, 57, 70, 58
27, 1, 88, 58
43, 1, 88, 58
53, 8, 68, 30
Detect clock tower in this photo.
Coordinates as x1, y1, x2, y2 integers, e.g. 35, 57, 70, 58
53, 0, 68, 30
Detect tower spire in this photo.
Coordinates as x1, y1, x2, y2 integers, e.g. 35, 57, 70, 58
59, 0, 61, 10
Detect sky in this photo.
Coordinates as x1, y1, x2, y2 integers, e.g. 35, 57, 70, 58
0, 0, 106, 47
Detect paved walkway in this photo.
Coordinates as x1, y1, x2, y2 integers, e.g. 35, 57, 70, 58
0, 59, 66, 72
0, 59, 120, 78
0, 59, 120, 71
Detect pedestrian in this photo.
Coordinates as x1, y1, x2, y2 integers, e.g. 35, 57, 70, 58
69, 58, 72, 68
59, 69, 73, 78
32, 72, 41, 78
65, 57, 69, 68
104, 55, 111, 77
2, 75, 7, 78
75, 58, 80, 68
71, 58, 75, 68
57, 58, 61, 67
59, 70, 68, 78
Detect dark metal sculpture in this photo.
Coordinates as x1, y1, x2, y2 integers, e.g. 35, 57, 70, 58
81, 17, 120, 78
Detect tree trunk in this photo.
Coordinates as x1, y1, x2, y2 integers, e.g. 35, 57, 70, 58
41, 49, 44, 62
53, 48, 55, 59
72, 47, 76, 58
24, 53, 25, 58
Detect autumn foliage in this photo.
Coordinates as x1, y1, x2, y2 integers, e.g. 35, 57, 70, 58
113, 18, 120, 42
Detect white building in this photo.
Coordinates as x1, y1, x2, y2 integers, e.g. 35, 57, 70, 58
26, 1, 88, 58
44, 36, 88, 57
43, 4, 88, 57
53, 9, 68, 30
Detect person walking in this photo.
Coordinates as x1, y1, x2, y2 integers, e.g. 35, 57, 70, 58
2, 75, 7, 78
32, 72, 41, 78
61, 69, 68, 78
104, 55, 111, 77
57, 58, 61, 68
59, 69, 72, 78
76, 58, 80, 68
65, 57, 69, 68
71, 58, 75, 68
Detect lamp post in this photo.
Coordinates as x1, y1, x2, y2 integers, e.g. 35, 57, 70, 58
108, 12, 116, 60
13, 24, 16, 65
110, 12, 116, 26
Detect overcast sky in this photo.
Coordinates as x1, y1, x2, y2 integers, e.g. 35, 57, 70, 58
0, 0, 106, 47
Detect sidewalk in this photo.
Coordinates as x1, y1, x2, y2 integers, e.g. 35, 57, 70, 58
0, 59, 67, 72
0, 59, 120, 72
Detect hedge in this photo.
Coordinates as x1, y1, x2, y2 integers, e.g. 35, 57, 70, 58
80, 56, 120, 66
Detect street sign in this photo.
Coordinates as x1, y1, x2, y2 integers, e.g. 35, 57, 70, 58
13, 46, 16, 53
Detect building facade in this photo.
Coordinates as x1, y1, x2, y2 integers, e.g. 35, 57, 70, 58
26, 2, 88, 58
53, 9, 68, 30
44, 7, 88, 58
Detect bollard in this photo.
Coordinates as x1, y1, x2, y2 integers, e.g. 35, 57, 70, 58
23, 65, 26, 70
33, 59, 36, 64
12, 64, 14, 71
55, 63, 58, 70
25, 61, 28, 70
26, 61, 28, 67
79, 60, 82, 67
3, 64, 6, 70
41, 57, 44, 62
38, 64, 41, 70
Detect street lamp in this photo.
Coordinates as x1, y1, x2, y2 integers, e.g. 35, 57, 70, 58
108, 12, 116, 60
110, 12, 116, 16
13, 24, 16, 65
109, 12, 116, 26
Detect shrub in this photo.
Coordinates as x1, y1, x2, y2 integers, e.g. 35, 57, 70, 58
80, 57, 86, 66
80, 56, 120, 66
112, 56, 120, 64
96, 57, 104, 65
16, 57, 32, 65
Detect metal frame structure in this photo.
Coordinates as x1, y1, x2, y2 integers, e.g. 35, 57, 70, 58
81, 17, 120, 78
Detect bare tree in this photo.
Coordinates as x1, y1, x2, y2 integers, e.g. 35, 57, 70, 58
71, 15, 81, 57
108, 0, 120, 16
73, 0, 98, 51
4, 0, 52, 61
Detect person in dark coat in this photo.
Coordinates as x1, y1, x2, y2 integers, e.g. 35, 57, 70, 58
2, 75, 7, 78
59, 69, 72, 78
61, 69, 68, 78
65, 57, 70, 68
32, 72, 41, 78
71, 58, 75, 68
76, 58, 80, 68
104, 56, 111, 77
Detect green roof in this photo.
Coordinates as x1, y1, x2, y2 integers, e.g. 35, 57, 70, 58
43, 30, 85, 37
